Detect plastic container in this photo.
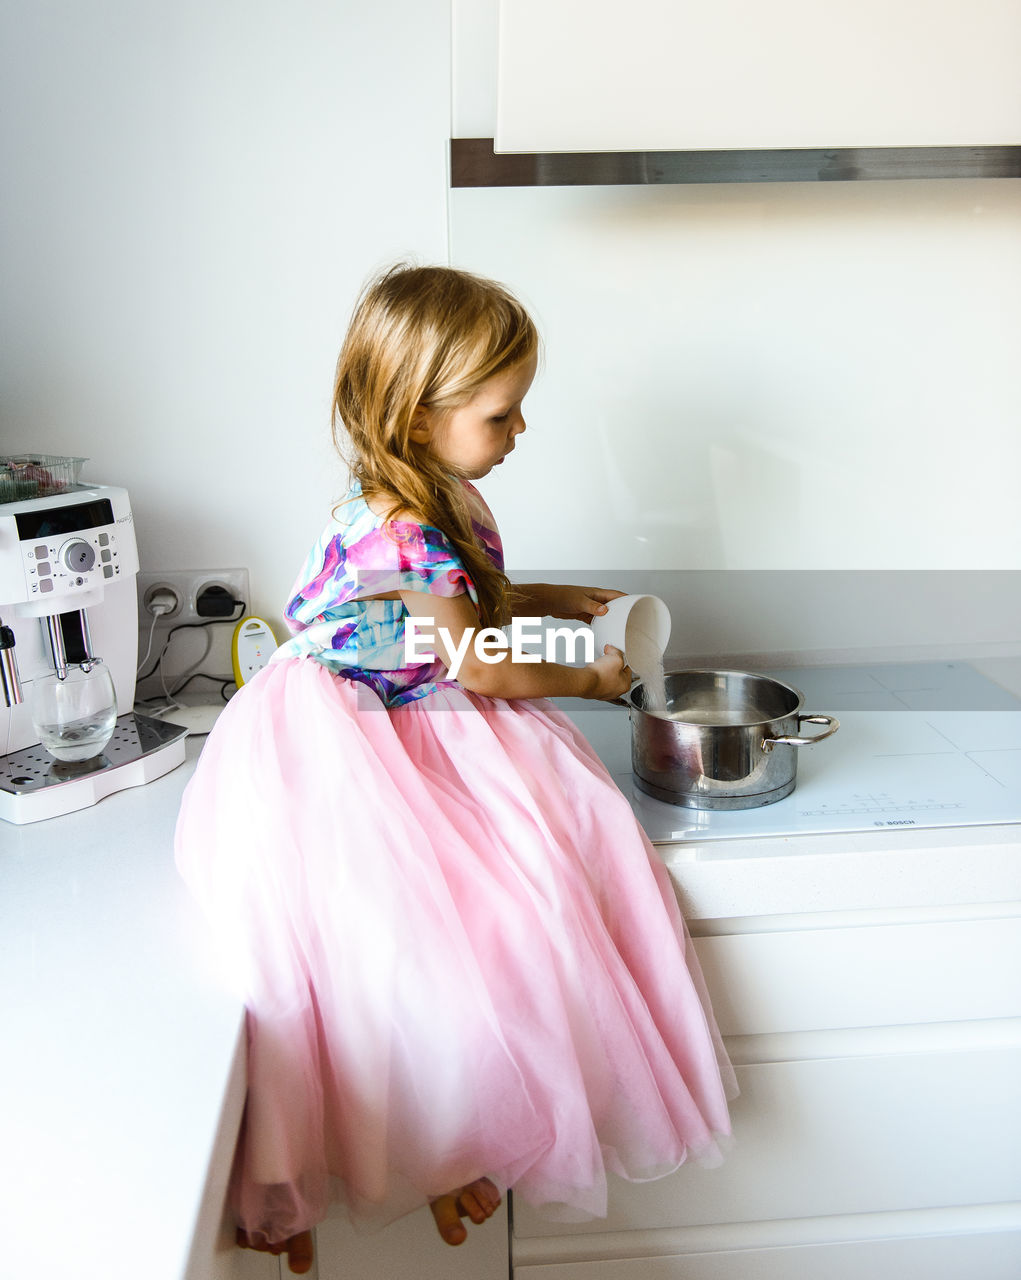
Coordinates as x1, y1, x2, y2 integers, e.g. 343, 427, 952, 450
589, 594, 671, 667
0, 454, 87, 501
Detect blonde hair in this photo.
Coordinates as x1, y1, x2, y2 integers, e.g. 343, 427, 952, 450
332, 264, 539, 628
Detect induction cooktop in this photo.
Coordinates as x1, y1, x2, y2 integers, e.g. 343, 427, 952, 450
559, 662, 1021, 844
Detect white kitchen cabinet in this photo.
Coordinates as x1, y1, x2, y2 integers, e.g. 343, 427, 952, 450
519, 1046, 1020, 1235
308, 1201, 509, 1280
236, 1247, 279, 1279
496, 0, 1021, 152
512, 899, 1021, 1276
513, 1228, 1021, 1280
692, 916, 1021, 1034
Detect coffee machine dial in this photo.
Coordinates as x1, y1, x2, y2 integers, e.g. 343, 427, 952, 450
61, 539, 97, 574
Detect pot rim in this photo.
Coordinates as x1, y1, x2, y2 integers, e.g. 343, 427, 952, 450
626, 667, 806, 728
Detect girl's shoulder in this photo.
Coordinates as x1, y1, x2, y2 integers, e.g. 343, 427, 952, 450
318, 487, 421, 556
321, 484, 458, 571
340, 482, 429, 534
284, 488, 467, 632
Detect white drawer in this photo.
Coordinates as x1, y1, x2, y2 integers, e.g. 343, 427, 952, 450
513, 1227, 1021, 1280
513, 1045, 1021, 1237
692, 917, 1021, 1036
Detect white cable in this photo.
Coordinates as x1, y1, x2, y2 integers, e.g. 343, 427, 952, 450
160, 626, 213, 706
136, 609, 165, 677
137, 600, 243, 714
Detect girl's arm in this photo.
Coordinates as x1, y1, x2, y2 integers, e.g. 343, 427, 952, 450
511, 583, 625, 623
400, 589, 630, 701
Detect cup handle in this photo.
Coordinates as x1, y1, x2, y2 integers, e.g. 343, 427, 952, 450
763, 713, 840, 750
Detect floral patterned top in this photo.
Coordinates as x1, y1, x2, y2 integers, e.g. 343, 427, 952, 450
272, 480, 503, 707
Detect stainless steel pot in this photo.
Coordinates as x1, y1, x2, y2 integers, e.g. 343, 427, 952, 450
624, 669, 839, 811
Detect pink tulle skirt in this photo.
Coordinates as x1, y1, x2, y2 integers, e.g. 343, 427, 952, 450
174, 657, 735, 1246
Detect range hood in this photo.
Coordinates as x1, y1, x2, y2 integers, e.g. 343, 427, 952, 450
450, 139, 1021, 186
455, 0, 1021, 186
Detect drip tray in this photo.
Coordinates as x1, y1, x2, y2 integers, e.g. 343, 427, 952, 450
1, 713, 186, 796
1, 713, 189, 824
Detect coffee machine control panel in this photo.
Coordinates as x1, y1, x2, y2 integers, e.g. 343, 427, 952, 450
0, 489, 139, 615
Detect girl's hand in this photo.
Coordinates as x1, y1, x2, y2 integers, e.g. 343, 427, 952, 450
400, 588, 632, 702
585, 644, 632, 702
516, 584, 625, 623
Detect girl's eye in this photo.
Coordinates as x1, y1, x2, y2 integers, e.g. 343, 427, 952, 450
491, 412, 510, 423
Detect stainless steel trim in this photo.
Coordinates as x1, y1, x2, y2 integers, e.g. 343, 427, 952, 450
45, 613, 68, 680
0, 618, 22, 708
80, 608, 96, 665
451, 138, 1021, 187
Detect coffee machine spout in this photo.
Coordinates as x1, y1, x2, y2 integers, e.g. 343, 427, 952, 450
44, 609, 99, 680
0, 616, 24, 708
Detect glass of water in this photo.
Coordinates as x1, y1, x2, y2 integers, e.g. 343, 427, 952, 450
31, 662, 118, 763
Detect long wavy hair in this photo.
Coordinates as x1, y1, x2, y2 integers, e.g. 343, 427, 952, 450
332, 264, 538, 629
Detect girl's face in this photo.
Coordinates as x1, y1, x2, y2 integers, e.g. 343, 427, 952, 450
413, 354, 536, 480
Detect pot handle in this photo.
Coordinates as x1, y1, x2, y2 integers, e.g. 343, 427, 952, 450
763, 713, 840, 750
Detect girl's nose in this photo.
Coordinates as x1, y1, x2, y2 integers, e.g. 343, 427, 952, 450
511, 412, 526, 437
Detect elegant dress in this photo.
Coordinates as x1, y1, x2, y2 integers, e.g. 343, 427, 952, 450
174, 480, 736, 1248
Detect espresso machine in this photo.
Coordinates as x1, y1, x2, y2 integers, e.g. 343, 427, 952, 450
0, 482, 187, 824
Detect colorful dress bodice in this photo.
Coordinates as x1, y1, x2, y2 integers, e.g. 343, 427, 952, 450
272, 480, 503, 707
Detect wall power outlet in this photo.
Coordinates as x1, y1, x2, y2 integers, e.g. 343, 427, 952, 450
135, 569, 252, 696
136, 568, 251, 627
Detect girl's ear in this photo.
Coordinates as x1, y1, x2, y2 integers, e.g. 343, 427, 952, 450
409, 404, 432, 443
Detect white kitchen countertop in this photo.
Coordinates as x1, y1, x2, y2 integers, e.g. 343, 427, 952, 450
0, 737, 245, 1280
2, 660, 1020, 1279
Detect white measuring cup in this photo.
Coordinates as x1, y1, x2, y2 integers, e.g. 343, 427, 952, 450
589, 594, 671, 667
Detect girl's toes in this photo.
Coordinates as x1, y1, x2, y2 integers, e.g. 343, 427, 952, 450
430, 1194, 468, 1246
456, 1189, 486, 1224
477, 1177, 502, 1213
456, 1187, 494, 1224
457, 1176, 501, 1222
285, 1230, 315, 1274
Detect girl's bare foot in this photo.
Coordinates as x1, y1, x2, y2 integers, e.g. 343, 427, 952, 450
429, 1177, 502, 1246
236, 1227, 315, 1274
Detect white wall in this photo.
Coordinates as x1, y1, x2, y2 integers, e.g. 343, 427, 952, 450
0, 0, 451, 635
451, 179, 1021, 574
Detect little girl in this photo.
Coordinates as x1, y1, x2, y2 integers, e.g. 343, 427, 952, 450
175, 264, 736, 1274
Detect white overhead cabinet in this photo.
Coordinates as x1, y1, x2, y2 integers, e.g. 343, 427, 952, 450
496, 0, 1021, 152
